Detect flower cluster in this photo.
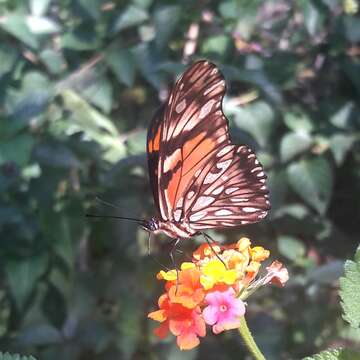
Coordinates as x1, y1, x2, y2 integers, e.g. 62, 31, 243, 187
148, 238, 289, 350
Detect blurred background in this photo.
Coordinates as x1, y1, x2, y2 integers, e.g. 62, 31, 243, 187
1, 0, 360, 359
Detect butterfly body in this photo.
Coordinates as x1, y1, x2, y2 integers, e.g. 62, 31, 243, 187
146, 61, 270, 240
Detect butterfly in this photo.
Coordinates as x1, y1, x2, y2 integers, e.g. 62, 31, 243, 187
143, 60, 270, 241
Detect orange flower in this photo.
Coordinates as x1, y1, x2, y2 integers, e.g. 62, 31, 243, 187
193, 243, 222, 262
168, 266, 205, 308
148, 293, 206, 350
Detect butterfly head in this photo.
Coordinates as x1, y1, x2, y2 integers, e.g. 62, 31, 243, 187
143, 217, 160, 232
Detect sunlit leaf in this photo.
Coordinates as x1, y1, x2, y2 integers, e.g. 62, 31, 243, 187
30, 0, 51, 16
0, 14, 39, 49
339, 246, 360, 329
280, 132, 313, 162
0, 352, 37, 360
303, 348, 360, 359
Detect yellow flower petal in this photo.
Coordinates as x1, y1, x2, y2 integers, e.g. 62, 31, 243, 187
223, 269, 238, 285
250, 246, 270, 262
181, 262, 196, 270
157, 269, 177, 281
237, 237, 251, 252
246, 261, 261, 273
200, 275, 216, 290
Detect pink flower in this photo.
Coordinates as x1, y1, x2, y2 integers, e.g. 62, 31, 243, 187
264, 261, 289, 287
202, 288, 246, 334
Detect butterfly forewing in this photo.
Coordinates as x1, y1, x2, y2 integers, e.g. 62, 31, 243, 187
146, 60, 270, 234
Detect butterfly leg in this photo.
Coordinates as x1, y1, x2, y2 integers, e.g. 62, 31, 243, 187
169, 238, 181, 293
202, 233, 227, 268
146, 232, 172, 271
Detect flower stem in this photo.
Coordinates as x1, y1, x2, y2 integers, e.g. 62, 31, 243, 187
238, 316, 266, 360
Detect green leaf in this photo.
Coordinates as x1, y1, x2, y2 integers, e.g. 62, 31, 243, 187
0, 352, 37, 360
284, 110, 314, 133
30, 0, 52, 16
26, 16, 60, 34
0, 133, 34, 167
287, 156, 333, 215
39, 49, 66, 75
339, 246, 360, 328
329, 134, 356, 165
5, 254, 48, 310
153, 5, 181, 50
226, 100, 275, 147
201, 35, 231, 56
16, 324, 62, 346
277, 235, 306, 262
303, 348, 360, 359
60, 90, 125, 163
132, 42, 164, 89
330, 102, 356, 129
110, 5, 149, 34
298, 0, 325, 36
105, 46, 136, 87
280, 132, 313, 162
0, 44, 19, 78
0, 14, 39, 49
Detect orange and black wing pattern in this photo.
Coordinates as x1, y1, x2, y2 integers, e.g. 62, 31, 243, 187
146, 60, 270, 229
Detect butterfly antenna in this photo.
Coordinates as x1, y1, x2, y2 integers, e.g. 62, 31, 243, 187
85, 213, 146, 226
94, 196, 122, 210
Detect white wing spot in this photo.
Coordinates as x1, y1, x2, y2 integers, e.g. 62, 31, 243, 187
199, 99, 216, 119
251, 166, 262, 173
217, 146, 233, 157
195, 169, 202, 178
259, 179, 266, 183
176, 197, 184, 208
243, 207, 259, 213
174, 209, 182, 221
187, 191, 195, 200
204, 172, 219, 184
254, 159, 259, 165
230, 198, 249, 202
215, 209, 233, 216
192, 196, 215, 211
257, 171, 265, 177
248, 153, 255, 158
211, 68, 218, 75
260, 185, 267, 190
190, 211, 207, 221
212, 185, 224, 195
163, 148, 181, 173
216, 159, 232, 170
176, 99, 186, 113
204, 81, 223, 96
258, 212, 267, 219
225, 187, 238, 195
221, 174, 229, 181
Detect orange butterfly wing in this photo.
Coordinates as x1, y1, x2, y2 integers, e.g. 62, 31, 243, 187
147, 61, 269, 230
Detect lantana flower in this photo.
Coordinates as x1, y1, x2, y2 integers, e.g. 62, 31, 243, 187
148, 237, 289, 350
203, 287, 246, 334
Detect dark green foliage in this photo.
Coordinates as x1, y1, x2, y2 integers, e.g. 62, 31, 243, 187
0, 0, 359, 359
